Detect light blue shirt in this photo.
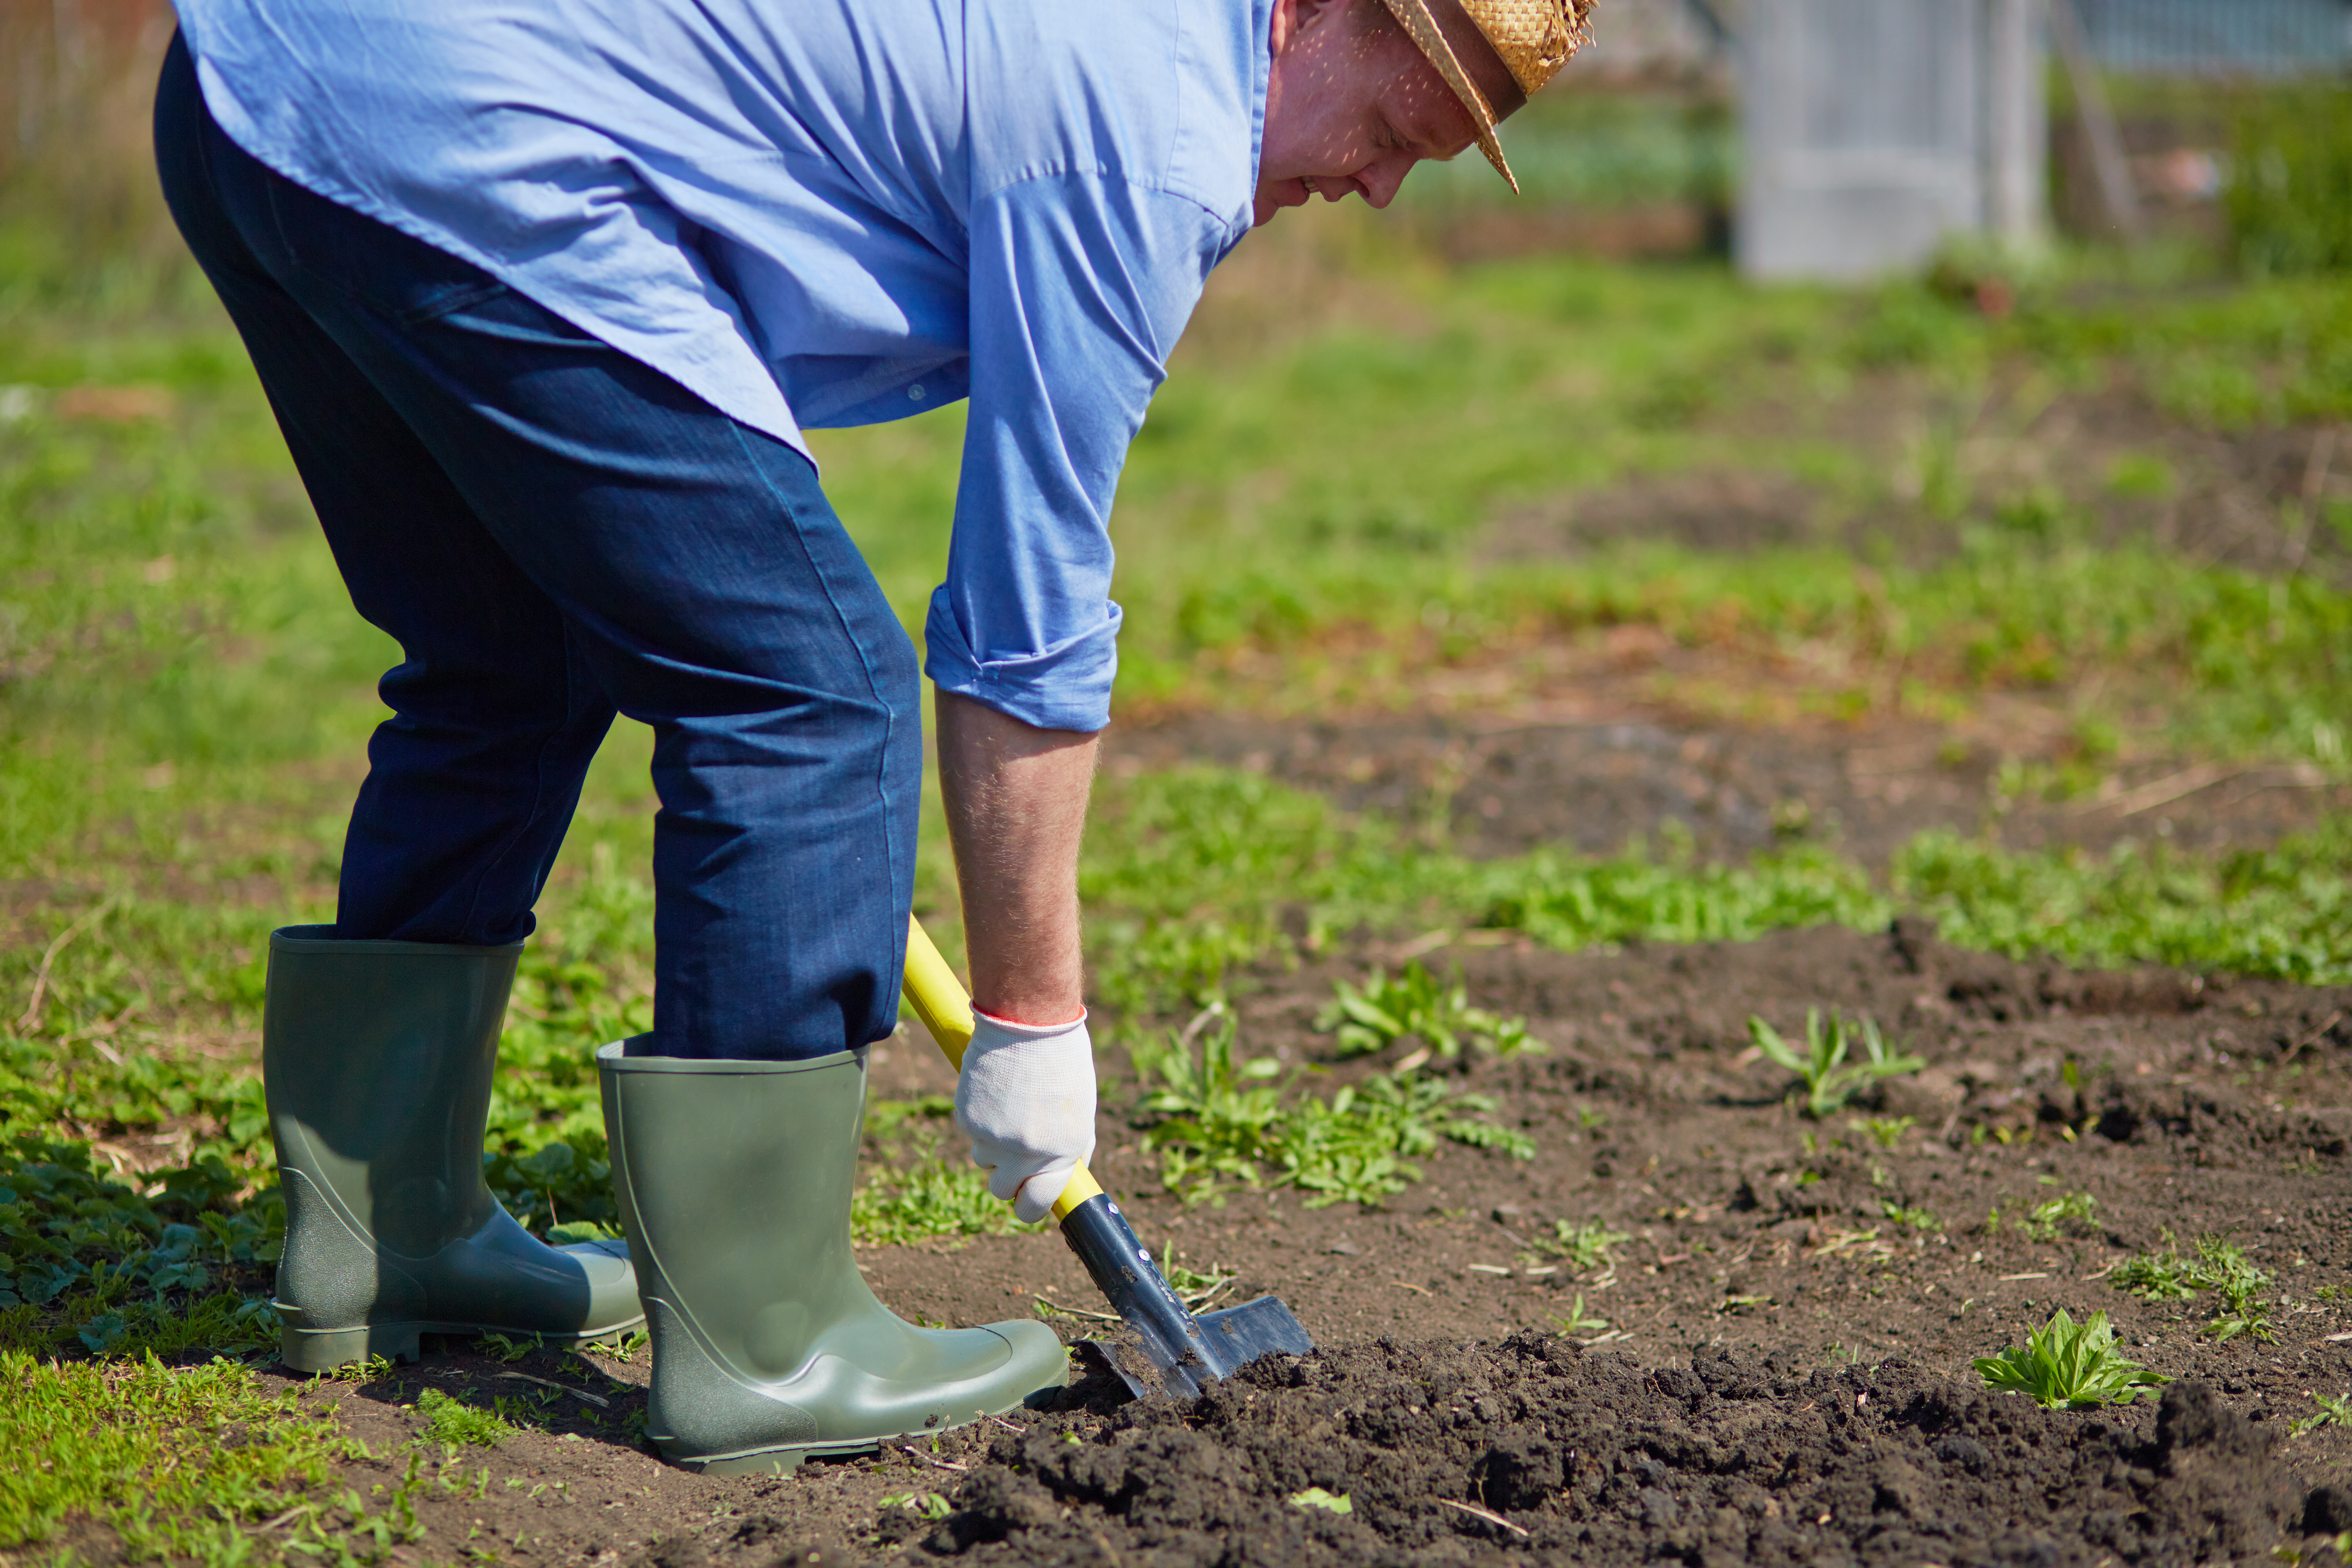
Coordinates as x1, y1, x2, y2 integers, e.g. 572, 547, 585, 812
174, 0, 1274, 731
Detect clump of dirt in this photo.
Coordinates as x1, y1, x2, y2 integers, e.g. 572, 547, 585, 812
915, 1337, 2322, 1566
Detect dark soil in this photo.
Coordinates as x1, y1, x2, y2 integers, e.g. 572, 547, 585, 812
108, 916, 2346, 1567
1105, 707, 2348, 864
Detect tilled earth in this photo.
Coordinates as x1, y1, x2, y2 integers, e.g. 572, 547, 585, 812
138, 915, 2352, 1568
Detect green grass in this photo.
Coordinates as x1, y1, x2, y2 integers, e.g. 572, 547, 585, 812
1975, 1308, 2166, 1410
2013, 1191, 2100, 1243
0, 1348, 366, 1559
1129, 1010, 1532, 1208
2108, 1232, 2278, 1344
1316, 961, 1543, 1061
416, 1387, 516, 1449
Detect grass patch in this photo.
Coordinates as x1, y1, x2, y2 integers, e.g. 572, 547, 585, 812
2008, 1190, 2100, 1244
1975, 1308, 2166, 1409
1317, 961, 1543, 1061
1131, 1010, 1531, 1208
851, 1096, 1029, 1248
415, 1387, 516, 1449
851, 1160, 1029, 1249
2108, 1232, 2277, 1344
0, 1349, 363, 1558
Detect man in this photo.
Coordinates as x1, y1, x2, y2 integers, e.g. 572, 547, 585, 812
155, 0, 1589, 1474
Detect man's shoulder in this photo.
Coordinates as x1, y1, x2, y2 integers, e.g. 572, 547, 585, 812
966, 0, 1271, 221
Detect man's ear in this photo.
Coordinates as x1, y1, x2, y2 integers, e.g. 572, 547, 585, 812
1273, 0, 1347, 55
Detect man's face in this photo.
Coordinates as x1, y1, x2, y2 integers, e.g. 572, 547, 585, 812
1255, 0, 1523, 226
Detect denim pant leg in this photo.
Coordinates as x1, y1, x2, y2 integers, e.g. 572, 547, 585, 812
154, 38, 921, 1061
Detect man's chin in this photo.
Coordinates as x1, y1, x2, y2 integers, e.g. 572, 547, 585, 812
1251, 184, 1306, 226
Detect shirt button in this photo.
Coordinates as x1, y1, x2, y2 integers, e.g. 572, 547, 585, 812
907, 384, 926, 401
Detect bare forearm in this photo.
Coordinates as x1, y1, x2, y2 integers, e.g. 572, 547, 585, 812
933, 690, 1098, 1025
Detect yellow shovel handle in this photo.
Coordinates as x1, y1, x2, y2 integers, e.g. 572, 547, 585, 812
901, 914, 1104, 1223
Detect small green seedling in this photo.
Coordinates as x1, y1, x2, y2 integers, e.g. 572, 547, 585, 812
1975, 1308, 2165, 1409
2017, 1191, 2098, 1242
1317, 962, 1543, 1061
882, 1492, 954, 1519
1747, 1009, 1923, 1119
2109, 1233, 2201, 1299
476, 1331, 537, 1364
1528, 1219, 1633, 1273
583, 1327, 651, 1363
2294, 1393, 2352, 1436
1289, 1487, 1354, 1514
1156, 1244, 1235, 1310
1881, 1202, 1939, 1231
2196, 1237, 2276, 1345
1552, 1295, 1610, 1336
1853, 1115, 1918, 1149
416, 1388, 516, 1449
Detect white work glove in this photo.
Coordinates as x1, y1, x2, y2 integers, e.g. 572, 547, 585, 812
954, 1009, 1097, 1224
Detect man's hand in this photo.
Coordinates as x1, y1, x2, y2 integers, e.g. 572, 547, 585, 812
955, 1009, 1097, 1222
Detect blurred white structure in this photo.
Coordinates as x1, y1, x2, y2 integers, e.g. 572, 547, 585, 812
1738, 0, 2048, 280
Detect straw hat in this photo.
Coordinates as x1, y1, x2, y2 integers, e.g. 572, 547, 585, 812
1376, 0, 1595, 192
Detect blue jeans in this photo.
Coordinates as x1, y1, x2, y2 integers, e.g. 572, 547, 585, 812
154, 36, 920, 1061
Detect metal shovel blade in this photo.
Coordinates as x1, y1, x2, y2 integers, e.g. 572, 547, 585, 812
1079, 1295, 1315, 1401
1057, 1193, 1315, 1401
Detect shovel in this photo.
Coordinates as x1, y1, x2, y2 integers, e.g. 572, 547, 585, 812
900, 915, 1314, 1399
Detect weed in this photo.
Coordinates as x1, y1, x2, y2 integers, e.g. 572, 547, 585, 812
1526, 1219, 1633, 1273
2296, 1393, 2352, 1436
1881, 1203, 1940, 1231
1155, 1244, 1236, 1310
848, 1093, 1031, 1247
1975, 1309, 2166, 1409
1131, 1015, 1532, 1208
416, 1387, 516, 1449
477, 1331, 537, 1363
1552, 1294, 1611, 1336
2017, 1191, 2100, 1243
2111, 1233, 2202, 1298
1316, 961, 1542, 1061
2196, 1237, 2277, 1345
1288, 1486, 1354, 1514
882, 1492, 954, 1519
2109, 1232, 2278, 1342
1747, 1010, 1924, 1119
1853, 1115, 1918, 1149
850, 1160, 1029, 1248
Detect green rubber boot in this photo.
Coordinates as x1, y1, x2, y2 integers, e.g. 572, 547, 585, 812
265, 927, 643, 1372
597, 1037, 1069, 1475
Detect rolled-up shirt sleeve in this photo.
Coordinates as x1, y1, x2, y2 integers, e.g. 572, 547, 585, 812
923, 170, 1234, 734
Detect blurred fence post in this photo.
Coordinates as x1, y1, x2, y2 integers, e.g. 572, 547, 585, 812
1738, 0, 1992, 280
1986, 0, 2049, 248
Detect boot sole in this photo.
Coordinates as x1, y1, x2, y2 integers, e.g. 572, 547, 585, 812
278, 1310, 648, 1374
662, 1405, 1021, 1477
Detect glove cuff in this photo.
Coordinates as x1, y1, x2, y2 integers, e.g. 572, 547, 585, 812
970, 1006, 1088, 1043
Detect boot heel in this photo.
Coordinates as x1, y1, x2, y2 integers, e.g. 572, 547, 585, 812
278, 1319, 424, 1373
